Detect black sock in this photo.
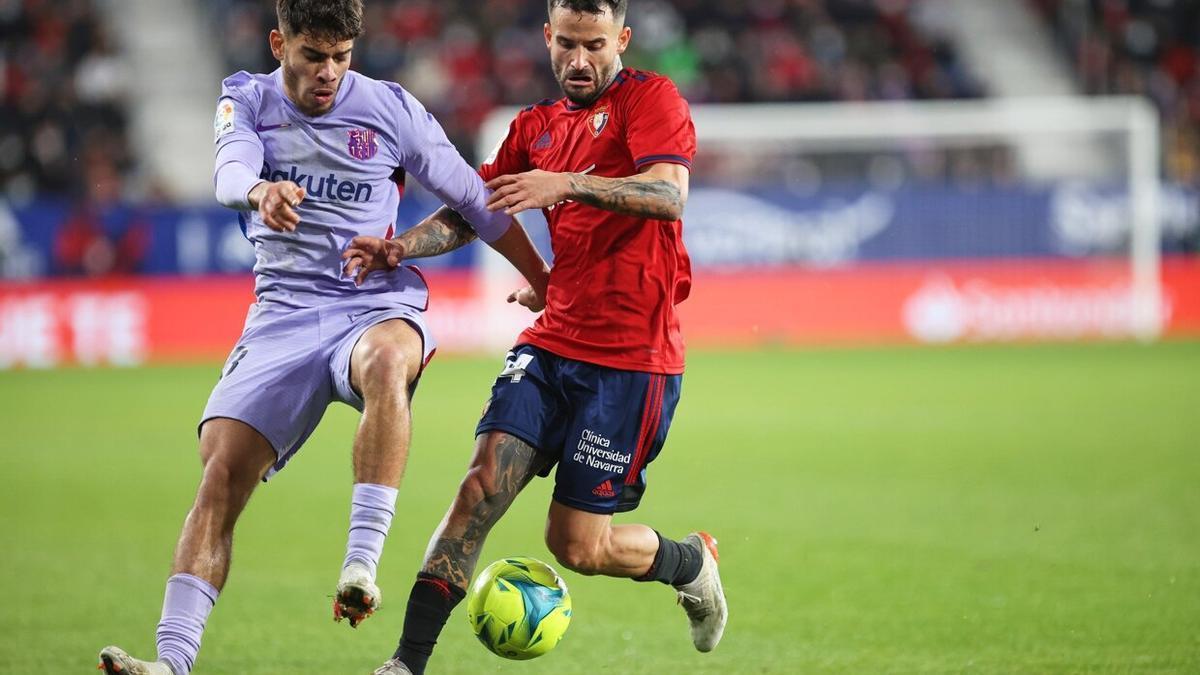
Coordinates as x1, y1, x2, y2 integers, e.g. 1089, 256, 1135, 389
393, 573, 467, 675
635, 531, 703, 586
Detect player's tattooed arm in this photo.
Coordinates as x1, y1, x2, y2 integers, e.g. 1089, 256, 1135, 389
566, 173, 683, 220
341, 206, 476, 285
404, 207, 550, 303
421, 434, 546, 589
396, 206, 478, 258
485, 162, 689, 220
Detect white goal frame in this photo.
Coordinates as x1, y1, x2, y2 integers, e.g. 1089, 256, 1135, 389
477, 96, 1162, 342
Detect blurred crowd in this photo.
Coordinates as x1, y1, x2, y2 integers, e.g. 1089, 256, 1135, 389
211, 0, 984, 167
7, 0, 1199, 202
0, 0, 133, 203
1032, 0, 1200, 185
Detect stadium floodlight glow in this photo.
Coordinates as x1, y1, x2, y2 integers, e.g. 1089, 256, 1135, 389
478, 96, 1162, 343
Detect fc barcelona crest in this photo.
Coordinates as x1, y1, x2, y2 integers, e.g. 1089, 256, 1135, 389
590, 106, 610, 137
347, 128, 379, 161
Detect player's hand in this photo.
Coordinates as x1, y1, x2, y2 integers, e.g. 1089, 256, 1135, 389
507, 285, 545, 313
341, 236, 406, 286
485, 170, 571, 215
251, 180, 306, 232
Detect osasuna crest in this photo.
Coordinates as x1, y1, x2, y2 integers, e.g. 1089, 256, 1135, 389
590, 106, 610, 137
347, 128, 378, 160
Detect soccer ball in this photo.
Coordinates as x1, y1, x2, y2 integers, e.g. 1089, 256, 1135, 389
466, 557, 572, 660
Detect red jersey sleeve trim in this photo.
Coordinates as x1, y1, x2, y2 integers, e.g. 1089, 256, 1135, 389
634, 154, 692, 169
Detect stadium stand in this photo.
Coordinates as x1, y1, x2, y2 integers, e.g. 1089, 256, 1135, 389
207, 0, 985, 167
0, 0, 134, 201
1032, 0, 1200, 184
5, 1, 1198, 198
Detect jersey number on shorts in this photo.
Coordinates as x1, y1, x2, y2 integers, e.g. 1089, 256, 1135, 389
499, 352, 535, 383
223, 346, 249, 378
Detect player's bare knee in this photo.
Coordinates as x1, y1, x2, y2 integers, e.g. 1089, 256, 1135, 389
194, 443, 262, 513
198, 419, 274, 481
357, 340, 417, 400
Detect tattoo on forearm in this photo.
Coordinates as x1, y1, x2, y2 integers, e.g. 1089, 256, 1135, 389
568, 173, 683, 220
421, 434, 546, 589
397, 207, 478, 258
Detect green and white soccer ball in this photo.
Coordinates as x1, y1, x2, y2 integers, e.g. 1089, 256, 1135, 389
466, 557, 572, 660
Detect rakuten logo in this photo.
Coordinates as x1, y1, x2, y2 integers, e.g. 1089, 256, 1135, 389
259, 163, 373, 203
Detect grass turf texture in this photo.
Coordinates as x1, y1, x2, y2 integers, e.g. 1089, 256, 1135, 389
1, 342, 1197, 673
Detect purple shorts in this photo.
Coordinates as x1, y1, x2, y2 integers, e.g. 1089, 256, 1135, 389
200, 294, 434, 478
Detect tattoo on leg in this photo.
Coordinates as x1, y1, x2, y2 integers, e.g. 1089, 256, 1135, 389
422, 435, 547, 588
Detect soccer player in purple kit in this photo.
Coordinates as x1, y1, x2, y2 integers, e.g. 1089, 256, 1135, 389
97, 2, 549, 674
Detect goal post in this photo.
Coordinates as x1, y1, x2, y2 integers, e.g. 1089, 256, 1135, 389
475, 96, 1163, 346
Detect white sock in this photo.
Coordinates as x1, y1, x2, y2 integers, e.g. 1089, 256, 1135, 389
343, 483, 398, 578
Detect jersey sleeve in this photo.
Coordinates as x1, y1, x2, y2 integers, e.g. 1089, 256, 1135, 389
623, 77, 696, 171
212, 71, 265, 210
478, 113, 534, 182
388, 83, 512, 242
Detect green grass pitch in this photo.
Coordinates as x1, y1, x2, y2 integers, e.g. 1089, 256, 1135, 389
1, 342, 1198, 673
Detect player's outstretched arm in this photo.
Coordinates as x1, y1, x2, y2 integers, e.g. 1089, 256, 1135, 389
340, 206, 472, 286
399, 206, 480, 258
409, 206, 550, 310
403, 207, 551, 311
341, 207, 549, 305
485, 162, 689, 221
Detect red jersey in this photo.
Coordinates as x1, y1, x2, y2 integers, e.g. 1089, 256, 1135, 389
480, 68, 696, 374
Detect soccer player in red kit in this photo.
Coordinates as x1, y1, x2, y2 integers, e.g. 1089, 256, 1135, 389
343, 2, 727, 672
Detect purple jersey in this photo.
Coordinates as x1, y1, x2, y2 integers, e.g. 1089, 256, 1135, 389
212, 68, 509, 308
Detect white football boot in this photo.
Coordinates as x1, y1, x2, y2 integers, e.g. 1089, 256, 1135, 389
334, 561, 382, 628
97, 646, 174, 675
673, 531, 728, 652
372, 657, 414, 674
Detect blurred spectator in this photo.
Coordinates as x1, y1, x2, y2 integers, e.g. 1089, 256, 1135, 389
1033, 0, 1200, 185
0, 0, 135, 202
53, 204, 150, 276
209, 0, 985, 169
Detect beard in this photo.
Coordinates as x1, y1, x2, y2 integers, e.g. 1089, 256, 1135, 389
556, 60, 619, 106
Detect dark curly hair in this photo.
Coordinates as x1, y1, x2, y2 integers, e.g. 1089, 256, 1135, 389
276, 0, 364, 41
547, 0, 627, 24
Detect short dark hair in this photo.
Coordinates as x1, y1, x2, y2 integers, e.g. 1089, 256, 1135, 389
276, 0, 364, 42
547, 0, 627, 24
